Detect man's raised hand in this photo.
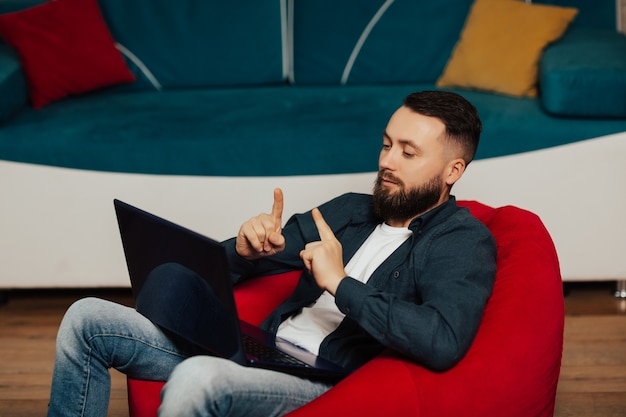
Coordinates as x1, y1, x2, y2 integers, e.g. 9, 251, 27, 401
236, 188, 285, 259
300, 208, 346, 295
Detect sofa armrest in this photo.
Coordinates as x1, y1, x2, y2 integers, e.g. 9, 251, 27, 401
0, 43, 27, 124
540, 29, 626, 118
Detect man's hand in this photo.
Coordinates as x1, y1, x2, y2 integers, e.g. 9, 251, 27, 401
300, 208, 346, 295
236, 188, 285, 259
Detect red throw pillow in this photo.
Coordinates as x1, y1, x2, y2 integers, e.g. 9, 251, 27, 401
0, 0, 135, 109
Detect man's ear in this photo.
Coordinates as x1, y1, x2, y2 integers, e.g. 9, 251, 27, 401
445, 158, 466, 186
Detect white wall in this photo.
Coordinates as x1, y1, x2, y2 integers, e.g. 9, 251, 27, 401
1, 132, 624, 288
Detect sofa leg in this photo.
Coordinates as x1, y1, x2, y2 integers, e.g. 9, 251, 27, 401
615, 280, 626, 299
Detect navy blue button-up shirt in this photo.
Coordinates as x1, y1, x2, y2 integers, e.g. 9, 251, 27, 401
224, 193, 496, 372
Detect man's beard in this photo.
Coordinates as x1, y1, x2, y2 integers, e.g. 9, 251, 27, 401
372, 171, 444, 224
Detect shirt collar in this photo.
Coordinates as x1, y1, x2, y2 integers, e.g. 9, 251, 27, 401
407, 196, 458, 233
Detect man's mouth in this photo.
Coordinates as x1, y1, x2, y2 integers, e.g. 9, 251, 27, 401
380, 174, 401, 187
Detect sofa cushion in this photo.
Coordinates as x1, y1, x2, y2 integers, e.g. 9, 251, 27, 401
0, 0, 135, 108
436, 0, 578, 97
2, 85, 626, 177
291, 0, 473, 85
97, 0, 286, 90
540, 29, 626, 117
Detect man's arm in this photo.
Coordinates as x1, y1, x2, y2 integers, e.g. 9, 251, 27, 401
299, 207, 496, 371
333, 223, 497, 371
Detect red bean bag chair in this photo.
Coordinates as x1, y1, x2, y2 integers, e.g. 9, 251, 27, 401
127, 201, 564, 417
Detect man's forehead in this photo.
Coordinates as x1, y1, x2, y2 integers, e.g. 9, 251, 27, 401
385, 107, 446, 141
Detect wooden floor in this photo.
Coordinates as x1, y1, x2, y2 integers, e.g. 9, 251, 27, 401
0, 282, 625, 417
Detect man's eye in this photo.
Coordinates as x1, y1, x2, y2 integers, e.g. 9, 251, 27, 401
382, 144, 391, 150
403, 151, 415, 157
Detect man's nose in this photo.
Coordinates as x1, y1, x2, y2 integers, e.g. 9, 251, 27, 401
379, 149, 397, 170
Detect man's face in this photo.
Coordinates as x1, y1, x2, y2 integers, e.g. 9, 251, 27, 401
373, 106, 454, 226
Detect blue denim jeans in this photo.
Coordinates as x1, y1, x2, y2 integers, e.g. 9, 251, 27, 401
160, 356, 332, 417
47, 297, 331, 417
47, 297, 188, 417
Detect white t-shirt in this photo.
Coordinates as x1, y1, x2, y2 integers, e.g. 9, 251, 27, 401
276, 223, 412, 355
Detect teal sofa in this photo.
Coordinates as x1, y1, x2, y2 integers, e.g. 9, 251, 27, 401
1, 0, 625, 176
0, 0, 625, 288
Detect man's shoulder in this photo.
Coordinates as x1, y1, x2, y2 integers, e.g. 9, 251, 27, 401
334, 192, 372, 203
424, 199, 494, 241
320, 192, 373, 210
318, 193, 375, 224
450, 205, 496, 244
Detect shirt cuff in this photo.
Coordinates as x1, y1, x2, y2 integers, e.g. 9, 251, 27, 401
223, 237, 256, 280
334, 276, 375, 317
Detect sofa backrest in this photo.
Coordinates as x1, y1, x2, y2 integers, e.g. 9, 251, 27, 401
288, 0, 620, 86
98, 0, 287, 90
535, 0, 618, 29
0, 43, 26, 123
0, 0, 288, 91
0, 0, 620, 92
289, 0, 473, 85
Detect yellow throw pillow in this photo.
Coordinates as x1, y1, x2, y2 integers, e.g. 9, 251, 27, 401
436, 0, 578, 97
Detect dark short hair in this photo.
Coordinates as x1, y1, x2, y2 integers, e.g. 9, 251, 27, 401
403, 91, 482, 164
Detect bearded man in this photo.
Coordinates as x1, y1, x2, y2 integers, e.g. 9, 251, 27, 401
47, 91, 497, 417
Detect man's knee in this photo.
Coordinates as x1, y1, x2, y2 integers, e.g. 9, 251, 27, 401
160, 356, 241, 416
59, 297, 106, 335
58, 297, 130, 347
54, 297, 115, 363
165, 355, 238, 394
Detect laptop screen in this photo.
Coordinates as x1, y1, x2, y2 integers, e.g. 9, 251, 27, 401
114, 199, 245, 362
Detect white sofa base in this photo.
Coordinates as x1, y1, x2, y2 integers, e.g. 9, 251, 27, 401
1, 132, 624, 288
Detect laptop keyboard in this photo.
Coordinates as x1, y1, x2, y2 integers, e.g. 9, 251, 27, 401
242, 334, 310, 367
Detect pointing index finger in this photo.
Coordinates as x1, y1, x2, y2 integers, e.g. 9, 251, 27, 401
272, 188, 284, 231
312, 208, 335, 241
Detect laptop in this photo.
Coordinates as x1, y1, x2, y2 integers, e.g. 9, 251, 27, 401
113, 199, 349, 382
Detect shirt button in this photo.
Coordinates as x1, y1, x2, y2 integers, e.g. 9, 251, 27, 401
393, 271, 400, 279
